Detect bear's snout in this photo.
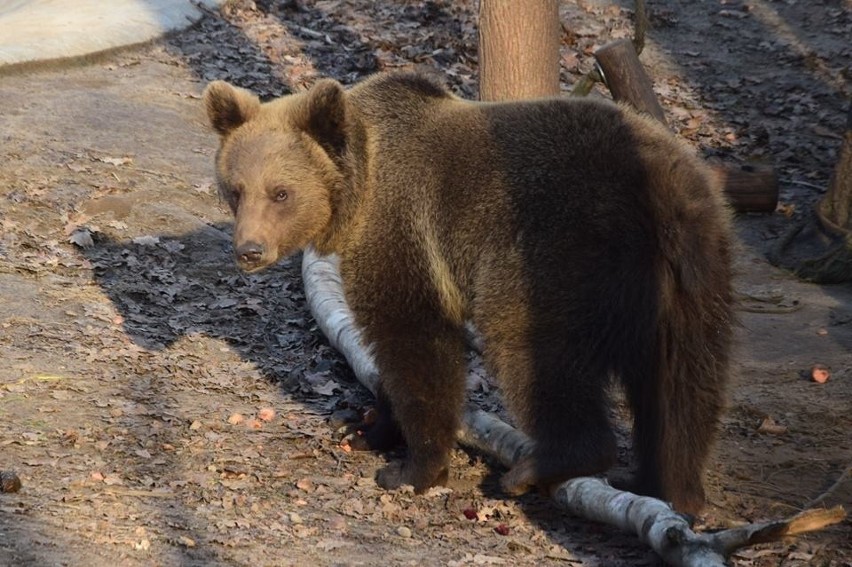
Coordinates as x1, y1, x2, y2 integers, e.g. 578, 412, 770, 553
235, 241, 265, 271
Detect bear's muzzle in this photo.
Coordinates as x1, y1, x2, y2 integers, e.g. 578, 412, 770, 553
235, 241, 265, 271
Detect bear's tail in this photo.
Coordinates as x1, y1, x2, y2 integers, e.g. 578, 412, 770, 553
624, 174, 735, 515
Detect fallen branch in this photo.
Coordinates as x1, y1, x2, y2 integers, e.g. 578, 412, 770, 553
301, 247, 846, 566
459, 409, 845, 567
802, 462, 852, 510
301, 249, 380, 393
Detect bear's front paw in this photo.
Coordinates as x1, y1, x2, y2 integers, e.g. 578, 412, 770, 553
375, 461, 408, 490
500, 456, 537, 496
375, 460, 448, 493
342, 430, 374, 452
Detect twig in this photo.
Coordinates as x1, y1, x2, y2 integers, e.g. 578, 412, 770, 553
133, 167, 186, 183
802, 462, 852, 510
633, 0, 648, 55
103, 488, 175, 498
737, 303, 803, 314
783, 179, 826, 192
570, 64, 603, 97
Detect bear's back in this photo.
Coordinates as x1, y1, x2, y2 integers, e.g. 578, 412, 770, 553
346, 72, 725, 295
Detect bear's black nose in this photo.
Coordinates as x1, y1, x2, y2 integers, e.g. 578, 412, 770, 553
235, 242, 264, 268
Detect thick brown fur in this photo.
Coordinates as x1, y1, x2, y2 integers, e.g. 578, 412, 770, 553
203, 71, 735, 515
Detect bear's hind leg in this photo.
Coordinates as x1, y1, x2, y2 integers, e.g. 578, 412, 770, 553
490, 338, 617, 495
621, 346, 726, 515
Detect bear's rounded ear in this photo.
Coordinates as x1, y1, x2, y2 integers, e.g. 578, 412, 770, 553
302, 79, 348, 157
203, 81, 261, 136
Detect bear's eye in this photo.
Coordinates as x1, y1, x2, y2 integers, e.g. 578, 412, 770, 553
225, 183, 242, 210
232, 182, 244, 202
273, 186, 289, 202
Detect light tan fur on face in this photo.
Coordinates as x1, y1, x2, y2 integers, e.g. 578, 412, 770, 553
204, 82, 346, 269
217, 129, 334, 269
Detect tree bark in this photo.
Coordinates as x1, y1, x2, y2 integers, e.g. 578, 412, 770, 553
594, 38, 667, 124
770, 106, 852, 282
819, 106, 852, 231
478, 0, 560, 101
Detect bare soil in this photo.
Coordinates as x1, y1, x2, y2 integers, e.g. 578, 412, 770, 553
1, 1, 850, 566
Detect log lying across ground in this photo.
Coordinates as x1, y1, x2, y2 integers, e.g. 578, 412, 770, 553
578, 36, 779, 214
301, 248, 845, 567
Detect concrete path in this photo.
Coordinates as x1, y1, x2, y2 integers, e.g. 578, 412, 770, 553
0, 0, 225, 71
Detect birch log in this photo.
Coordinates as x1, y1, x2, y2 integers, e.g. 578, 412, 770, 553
301, 247, 846, 566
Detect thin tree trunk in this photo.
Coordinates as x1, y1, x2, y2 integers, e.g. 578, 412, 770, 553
478, 0, 560, 101
771, 106, 852, 282
819, 106, 852, 231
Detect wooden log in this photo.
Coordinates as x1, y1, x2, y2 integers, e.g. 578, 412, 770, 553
594, 38, 778, 213
712, 163, 779, 213
594, 38, 667, 124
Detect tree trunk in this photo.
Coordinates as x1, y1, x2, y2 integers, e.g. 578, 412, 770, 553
478, 0, 560, 101
594, 38, 667, 124
770, 106, 852, 283
819, 106, 852, 231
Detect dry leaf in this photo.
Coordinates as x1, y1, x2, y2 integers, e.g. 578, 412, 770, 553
258, 407, 276, 422
757, 416, 788, 435
193, 181, 214, 194
313, 379, 340, 396
97, 156, 133, 166
69, 229, 94, 248
0, 471, 22, 493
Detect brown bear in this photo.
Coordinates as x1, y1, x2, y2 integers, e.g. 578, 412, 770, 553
203, 70, 735, 515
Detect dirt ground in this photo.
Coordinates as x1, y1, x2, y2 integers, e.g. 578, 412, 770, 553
1, 1, 850, 565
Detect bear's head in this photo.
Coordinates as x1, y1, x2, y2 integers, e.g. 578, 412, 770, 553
203, 79, 348, 272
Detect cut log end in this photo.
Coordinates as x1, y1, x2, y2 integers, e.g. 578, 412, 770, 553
712, 163, 779, 213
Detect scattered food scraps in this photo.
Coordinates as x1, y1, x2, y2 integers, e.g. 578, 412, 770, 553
811, 364, 831, 384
